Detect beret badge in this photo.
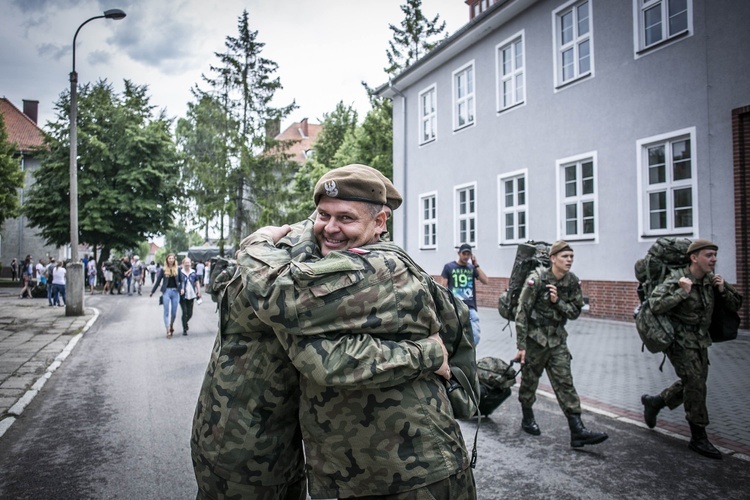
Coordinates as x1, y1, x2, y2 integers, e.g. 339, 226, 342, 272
324, 180, 339, 198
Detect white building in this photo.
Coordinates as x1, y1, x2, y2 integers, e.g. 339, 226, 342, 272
378, 0, 749, 324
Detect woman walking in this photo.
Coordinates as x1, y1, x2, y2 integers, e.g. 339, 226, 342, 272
150, 254, 180, 338
19, 256, 33, 298
179, 258, 201, 336
51, 260, 67, 307
87, 258, 97, 295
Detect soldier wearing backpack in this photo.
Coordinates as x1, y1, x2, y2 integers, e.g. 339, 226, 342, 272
514, 240, 608, 448
641, 239, 742, 459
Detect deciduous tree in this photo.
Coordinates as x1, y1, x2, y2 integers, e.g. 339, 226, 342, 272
23, 80, 179, 265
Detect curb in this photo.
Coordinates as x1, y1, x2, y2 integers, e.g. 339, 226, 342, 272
534, 386, 750, 462
0, 307, 100, 439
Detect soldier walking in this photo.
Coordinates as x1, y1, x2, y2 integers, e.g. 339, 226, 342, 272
641, 239, 742, 459
514, 240, 608, 447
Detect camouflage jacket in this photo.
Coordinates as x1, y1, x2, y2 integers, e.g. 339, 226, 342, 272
649, 266, 742, 348
190, 260, 306, 496
515, 267, 583, 350
239, 220, 470, 498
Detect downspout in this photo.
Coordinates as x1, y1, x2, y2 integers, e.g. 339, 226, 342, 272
389, 82, 407, 247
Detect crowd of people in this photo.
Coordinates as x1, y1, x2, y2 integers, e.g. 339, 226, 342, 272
9, 253, 209, 317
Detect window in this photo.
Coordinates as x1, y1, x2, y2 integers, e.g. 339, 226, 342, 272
455, 183, 477, 246
453, 62, 475, 130
499, 171, 527, 244
496, 32, 525, 111
636, 0, 691, 51
420, 192, 438, 249
554, 0, 592, 87
637, 128, 697, 236
557, 153, 597, 240
418, 85, 437, 145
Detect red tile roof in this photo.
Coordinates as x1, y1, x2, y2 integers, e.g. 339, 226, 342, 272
275, 118, 322, 163
0, 97, 45, 153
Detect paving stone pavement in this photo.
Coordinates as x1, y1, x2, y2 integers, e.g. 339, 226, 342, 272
475, 307, 750, 457
0, 294, 97, 437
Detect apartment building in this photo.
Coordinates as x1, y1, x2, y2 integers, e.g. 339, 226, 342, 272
377, 0, 750, 324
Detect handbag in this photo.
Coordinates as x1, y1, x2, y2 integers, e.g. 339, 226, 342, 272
158, 295, 163, 306
709, 291, 742, 343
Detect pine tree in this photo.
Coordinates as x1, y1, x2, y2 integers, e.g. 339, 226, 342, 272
384, 0, 447, 76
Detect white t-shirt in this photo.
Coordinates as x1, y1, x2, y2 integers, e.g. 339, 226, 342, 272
36, 262, 45, 278
52, 266, 67, 285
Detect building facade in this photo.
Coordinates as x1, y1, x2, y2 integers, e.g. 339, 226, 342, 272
0, 97, 61, 275
378, 0, 750, 326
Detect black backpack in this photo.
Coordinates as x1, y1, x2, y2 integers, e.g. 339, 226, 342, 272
633, 237, 691, 354
498, 241, 551, 321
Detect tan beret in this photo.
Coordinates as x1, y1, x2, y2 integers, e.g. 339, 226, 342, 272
550, 240, 572, 256
687, 239, 718, 255
314, 164, 402, 210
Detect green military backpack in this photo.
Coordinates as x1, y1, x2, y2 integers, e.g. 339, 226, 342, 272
633, 237, 691, 353
498, 241, 551, 321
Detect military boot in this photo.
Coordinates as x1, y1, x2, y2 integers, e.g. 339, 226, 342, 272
688, 422, 722, 459
641, 394, 665, 429
521, 407, 541, 435
567, 414, 608, 448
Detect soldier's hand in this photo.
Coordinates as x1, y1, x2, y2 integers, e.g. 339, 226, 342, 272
546, 284, 558, 303
257, 225, 292, 244
678, 276, 692, 293
427, 333, 451, 380
712, 274, 725, 292
514, 349, 526, 364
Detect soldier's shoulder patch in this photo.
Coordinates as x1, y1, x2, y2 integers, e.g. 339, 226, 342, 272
348, 247, 370, 255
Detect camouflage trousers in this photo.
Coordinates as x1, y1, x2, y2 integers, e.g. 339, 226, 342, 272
195, 475, 306, 500
660, 345, 710, 426
518, 339, 582, 415
344, 467, 476, 500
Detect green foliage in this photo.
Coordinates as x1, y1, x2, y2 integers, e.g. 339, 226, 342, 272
0, 113, 25, 227
23, 80, 179, 264
385, 0, 447, 76
196, 9, 296, 244
135, 241, 151, 260
163, 226, 203, 255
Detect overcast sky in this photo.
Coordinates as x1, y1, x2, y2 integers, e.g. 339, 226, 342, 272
1, 0, 469, 131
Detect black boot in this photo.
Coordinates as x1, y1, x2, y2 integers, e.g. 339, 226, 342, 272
641, 394, 665, 429
567, 414, 608, 448
521, 407, 541, 435
688, 422, 722, 459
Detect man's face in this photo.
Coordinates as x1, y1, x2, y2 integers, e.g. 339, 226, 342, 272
314, 197, 386, 256
457, 250, 472, 265
691, 249, 717, 276
551, 250, 574, 275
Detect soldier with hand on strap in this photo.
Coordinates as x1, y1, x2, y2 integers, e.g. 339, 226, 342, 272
514, 240, 608, 448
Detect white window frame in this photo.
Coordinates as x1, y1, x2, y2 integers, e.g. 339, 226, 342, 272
636, 127, 698, 239
454, 182, 478, 248
552, 0, 594, 90
419, 191, 438, 250
418, 84, 437, 146
498, 169, 528, 245
452, 61, 476, 131
556, 151, 599, 242
633, 0, 693, 56
495, 31, 526, 113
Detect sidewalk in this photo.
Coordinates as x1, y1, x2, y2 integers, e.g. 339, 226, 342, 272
0, 293, 97, 437
475, 306, 750, 458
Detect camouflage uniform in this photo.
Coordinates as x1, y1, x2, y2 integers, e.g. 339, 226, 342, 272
649, 267, 742, 426
238, 219, 473, 499
515, 267, 584, 415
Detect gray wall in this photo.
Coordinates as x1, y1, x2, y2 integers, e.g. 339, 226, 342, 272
391, 0, 749, 282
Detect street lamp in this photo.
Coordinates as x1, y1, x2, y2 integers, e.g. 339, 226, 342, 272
68, 8, 126, 316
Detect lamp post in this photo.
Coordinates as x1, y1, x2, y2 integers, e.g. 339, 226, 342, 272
68, 8, 126, 316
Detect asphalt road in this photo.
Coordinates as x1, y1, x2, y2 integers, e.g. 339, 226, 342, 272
1, 292, 749, 499
0, 291, 216, 499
